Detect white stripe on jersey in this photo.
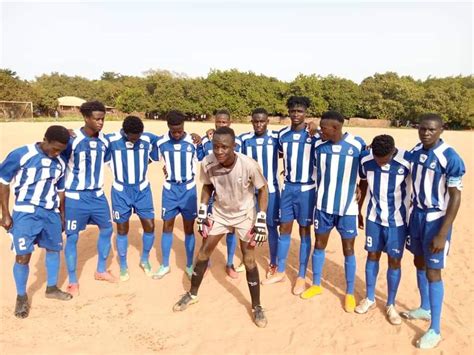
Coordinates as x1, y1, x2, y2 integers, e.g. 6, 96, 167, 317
30, 167, 49, 205
317, 153, 327, 208
266, 144, 275, 193
423, 168, 434, 208
139, 148, 145, 182
173, 151, 182, 182
393, 173, 405, 225
89, 149, 97, 189
77, 151, 86, 190
114, 150, 124, 181
127, 149, 135, 184
379, 172, 389, 225
301, 143, 311, 183
326, 154, 339, 213
290, 142, 298, 182
17, 168, 35, 202
339, 156, 354, 215
367, 171, 378, 222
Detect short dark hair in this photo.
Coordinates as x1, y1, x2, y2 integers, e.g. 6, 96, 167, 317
286, 96, 311, 109
371, 135, 395, 157
252, 107, 268, 116
419, 113, 443, 126
213, 126, 235, 141
44, 125, 70, 145
214, 108, 231, 117
80, 101, 106, 117
166, 110, 186, 126
123, 115, 144, 134
321, 110, 345, 123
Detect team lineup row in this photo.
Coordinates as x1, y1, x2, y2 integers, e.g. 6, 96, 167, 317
0, 97, 465, 349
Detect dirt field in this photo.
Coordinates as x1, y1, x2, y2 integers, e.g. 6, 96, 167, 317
0, 121, 472, 354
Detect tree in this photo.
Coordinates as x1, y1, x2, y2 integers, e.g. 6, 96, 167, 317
320, 75, 360, 117
288, 74, 328, 117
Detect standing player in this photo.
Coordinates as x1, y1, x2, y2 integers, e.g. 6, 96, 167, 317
63, 101, 115, 296
201, 109, 242, 278
107, 116, 159, 281
355, 135, 411, 325
153, 111, 201, 279
240, 108, 280, 277
263, 96, 317, 295
0, 126, 73, 318
172, 127, 269, 328
402, 113, 465, 349
301, 111, 366, 314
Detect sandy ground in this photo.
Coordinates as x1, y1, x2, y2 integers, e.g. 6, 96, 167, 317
0, 121, 473, 354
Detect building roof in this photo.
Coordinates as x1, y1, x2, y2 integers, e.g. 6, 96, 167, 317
57, 96, 86, 107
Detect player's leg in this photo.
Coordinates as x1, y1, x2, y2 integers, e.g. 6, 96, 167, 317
225, 232, 238, 276
92, 194, 115, 282
173, 233, 224, 312
338, 214, 358, 312
112, 185, 133, 281
135, 184, 156, 276
154, 217, 175, 279
116, 221, 130, 281
13, 253, 31, 318
183, 218, 196, 279
301, 209, 332, 299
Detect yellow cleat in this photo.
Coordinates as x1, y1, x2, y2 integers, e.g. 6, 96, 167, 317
300, 285, 323, 300
345, 294, 356, 313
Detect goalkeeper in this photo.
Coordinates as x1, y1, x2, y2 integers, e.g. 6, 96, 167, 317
172, 126, 269, 328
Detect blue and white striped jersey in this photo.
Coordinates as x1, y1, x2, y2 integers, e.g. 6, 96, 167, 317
106, 130, 160, 185
360, 148, 411, 227
201, 134, 241, 157
315, 133, 366, 216
0, 143, 66, 210
62, 128, 110, 191
410, 139, 465, 211
278, 126, 318, 185
157, 133, 200, 183
240, 130, 279, 193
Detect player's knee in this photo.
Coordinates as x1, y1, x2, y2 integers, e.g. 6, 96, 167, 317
426, 268, 442, 282
66, 233, 79, 244
197, 248, 211, 261
413, 255, 425, 269
367, 252, 381, 261
388, 257, 401, 269
143, 220, 154, 233
16, 254, 31, 265
100, 225, 113, 238
243, 253, 256, 270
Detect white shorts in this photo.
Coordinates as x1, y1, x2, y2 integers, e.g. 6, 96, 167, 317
208, 216, 254, 242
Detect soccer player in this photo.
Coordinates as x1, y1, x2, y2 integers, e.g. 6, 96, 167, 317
263, 96, 318, 295
106, 116, 159, 281
200, 109, 242, 278
402, 113, 465, 349
153, 110, 202, 279
355, 135, 411, 325
172, 127, 269, 328
0, 125, 73, 318
63, 101, 115, 296
240, 108, 280, 277
301, 110, 366, 313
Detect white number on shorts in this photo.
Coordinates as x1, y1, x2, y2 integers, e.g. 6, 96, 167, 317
406, 235, 411, 246
67, 220, 77, 231
114, 211, 120, 220
366, 236, 373, 247
314, 219, 319, 229
162, 208, 166, 217
18, 237, 27, 251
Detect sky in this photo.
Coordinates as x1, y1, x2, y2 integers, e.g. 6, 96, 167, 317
1, 1, 472, 83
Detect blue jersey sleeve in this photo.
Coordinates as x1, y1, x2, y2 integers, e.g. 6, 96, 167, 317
0, 146, 26, 184
445, 148, 466, 189
60, 137, 73, 162
234, 137, 242, 153
356, 136, 367, 151
148, 133, 161, 162
359, 150, 369, 180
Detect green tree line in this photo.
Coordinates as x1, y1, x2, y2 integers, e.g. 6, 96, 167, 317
1, 68, 472, 128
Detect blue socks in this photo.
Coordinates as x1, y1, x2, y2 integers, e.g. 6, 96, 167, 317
45, 251, 60, 287
141, 232, 155, 263
365, 259, 379, 301
429, 280, 444, 334
344, 255, 356, 294
161, 232, 173, 267
386, 267, 401, 306
13, 262, 29, 296
277, 233, 291, 273
116, 234, 128, 270
417, 269, 431, 310
97, 226, 113, 273
226, 233, 236, 267
311, 249, 325, 286
184, 233, 195, 268
267, 225, 279, 265
65, 233, 79, 283
298, 235, 311, 278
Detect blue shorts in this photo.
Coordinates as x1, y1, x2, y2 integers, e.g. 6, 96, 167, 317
280, 183, 315, 227
162, 182, 197, 221
314, 209, 357, 239
407, 208, 452, 269
111, 183, 155, 223
365, 220, 407, 258
65, 190, 112, 235
9, 206, 63, 255
256, 188, 280, 227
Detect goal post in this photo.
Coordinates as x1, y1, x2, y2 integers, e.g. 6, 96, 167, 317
0, 100, 33, 119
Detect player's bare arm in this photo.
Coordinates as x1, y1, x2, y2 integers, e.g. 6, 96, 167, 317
0, 183, 12, 230
357, 179, 368, 229
430, 186, 462, 254
58, 191, 65, 231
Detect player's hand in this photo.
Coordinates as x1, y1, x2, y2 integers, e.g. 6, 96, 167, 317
162, 165, 168, 178
190, 133, 202, 145
358, 214, 364, 229
206, 129, 215, 140
355, 186, 362, 202
197, 204, 212, 238
306, 120, 320, 137
250, 211, 267, 247
430, 234, 446, 254
0, 214, 13, 231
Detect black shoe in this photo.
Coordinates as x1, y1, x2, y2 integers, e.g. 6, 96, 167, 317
253, 305, 267, 328
14, 295, 30, 319
173, 292, 198, 312
45, 286, 73, 301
